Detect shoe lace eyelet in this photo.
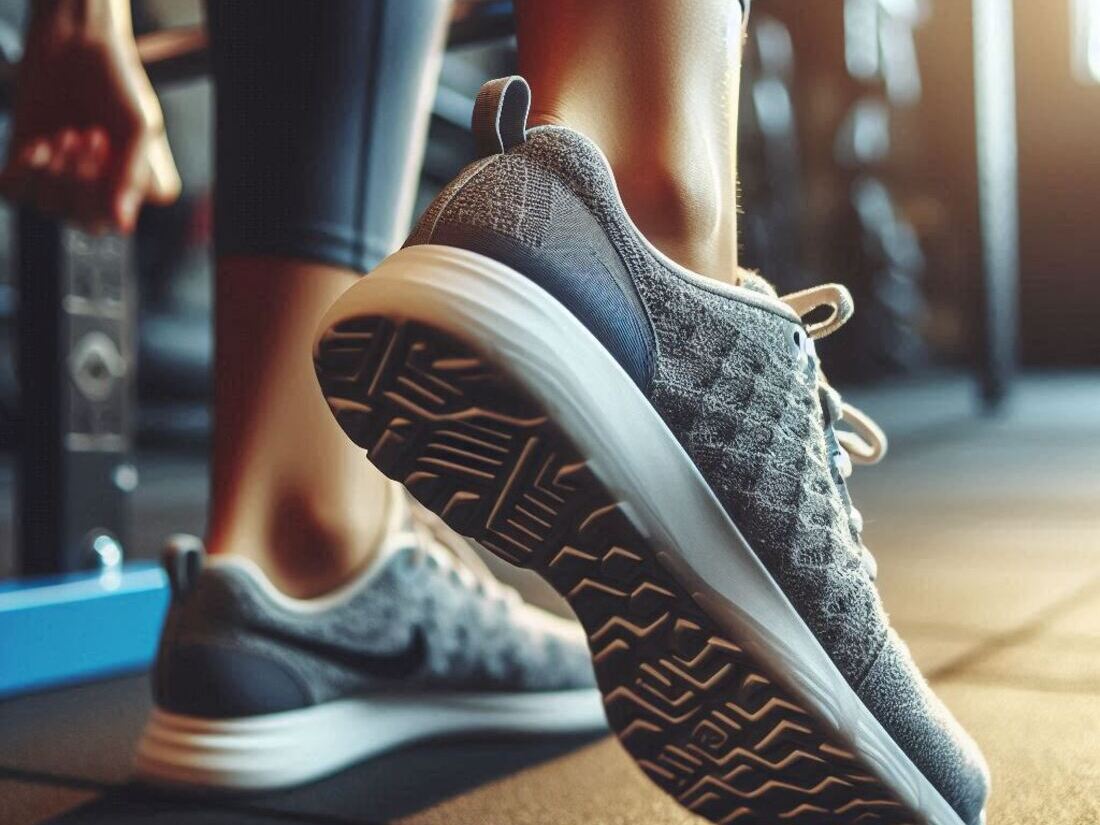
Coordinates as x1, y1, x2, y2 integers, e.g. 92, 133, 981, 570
790, 327, 809, 366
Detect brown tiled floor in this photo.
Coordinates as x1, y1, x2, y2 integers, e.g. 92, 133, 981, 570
2, 373, 1098, 824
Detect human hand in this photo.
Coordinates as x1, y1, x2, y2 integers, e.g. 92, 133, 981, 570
0, 0, 181, 233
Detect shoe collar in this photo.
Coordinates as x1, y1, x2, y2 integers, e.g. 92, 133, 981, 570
524, 124, 803, 326
198, 483, 419, 615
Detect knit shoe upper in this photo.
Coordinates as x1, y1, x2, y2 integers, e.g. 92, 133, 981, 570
153, 484, 596, 719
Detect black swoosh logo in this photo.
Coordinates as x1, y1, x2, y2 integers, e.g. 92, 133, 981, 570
254, 625, 427, 680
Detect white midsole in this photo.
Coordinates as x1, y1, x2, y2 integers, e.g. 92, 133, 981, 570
317, 243, 967, 825
135, 688, 605, 790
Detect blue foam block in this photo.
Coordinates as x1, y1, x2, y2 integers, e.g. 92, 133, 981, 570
0, 563, 169, 699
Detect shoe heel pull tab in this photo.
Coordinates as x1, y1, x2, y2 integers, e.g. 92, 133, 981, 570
472, 75, 531, 158
162, 534, 205, 600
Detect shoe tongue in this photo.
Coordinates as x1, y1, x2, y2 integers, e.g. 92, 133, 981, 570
407, 495, 496, 580
373, 483, 497, 588
736, 268, 779, 297
397, 489, 504, 592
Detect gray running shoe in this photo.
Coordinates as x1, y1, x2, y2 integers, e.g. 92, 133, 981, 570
313, 77, 990, 825
135, 482, 602, 790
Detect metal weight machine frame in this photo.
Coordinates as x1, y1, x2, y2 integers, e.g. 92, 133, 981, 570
971, 0, 1020, 408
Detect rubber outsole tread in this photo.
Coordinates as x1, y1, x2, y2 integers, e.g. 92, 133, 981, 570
315, 315, 922, 825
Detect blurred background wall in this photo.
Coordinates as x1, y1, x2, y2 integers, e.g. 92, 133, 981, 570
1014, 0, 1100, 364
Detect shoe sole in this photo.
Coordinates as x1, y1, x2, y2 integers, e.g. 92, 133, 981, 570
135, 688, 605, 791
313, 244, 970, 825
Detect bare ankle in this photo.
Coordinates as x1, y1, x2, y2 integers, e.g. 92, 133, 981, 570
208, 257, 392, 598
615, 157, 734, 279
259, 491, 383, 598
529, 107, 737, 279
207, 483, 388, 599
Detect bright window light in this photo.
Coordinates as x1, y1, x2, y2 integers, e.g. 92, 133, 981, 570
1072, 0, 1100, 84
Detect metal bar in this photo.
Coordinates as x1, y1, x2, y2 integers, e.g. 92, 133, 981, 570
9, 27, 203, 577
137, 26, 209, 87
447, 1, 514, 47
972, 0, 1021, 409
16, 212, 135, 575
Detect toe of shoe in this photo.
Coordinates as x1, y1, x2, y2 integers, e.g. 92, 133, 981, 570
857, 630, 990, 825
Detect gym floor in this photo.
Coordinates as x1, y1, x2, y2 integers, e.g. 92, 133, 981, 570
1, 373, 1098, 825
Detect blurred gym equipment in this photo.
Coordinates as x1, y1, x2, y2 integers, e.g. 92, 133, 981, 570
0, 26, 203, 698
738, 13, 808, 290
739, 0, 1019, 394
972, 0, 1021, 406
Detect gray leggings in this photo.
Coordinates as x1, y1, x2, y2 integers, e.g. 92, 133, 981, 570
207, 0, 445, 273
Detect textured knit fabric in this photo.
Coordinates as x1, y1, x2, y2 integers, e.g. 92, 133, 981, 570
858, 631, 991, 825
154, 493, 595, 714
407, 124, 989, 824
429, 175, 655, 388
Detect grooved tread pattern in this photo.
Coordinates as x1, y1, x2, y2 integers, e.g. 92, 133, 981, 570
315, 317, 919, 825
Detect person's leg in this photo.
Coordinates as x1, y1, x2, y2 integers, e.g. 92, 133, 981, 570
139, 7, 609, 787
209, 260, 384, 599
514, 0, 747, 282
205, 0, 449, 597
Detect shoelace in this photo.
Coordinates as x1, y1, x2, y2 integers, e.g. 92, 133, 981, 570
781, 283, 887, 579
407, 501, 521, 612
